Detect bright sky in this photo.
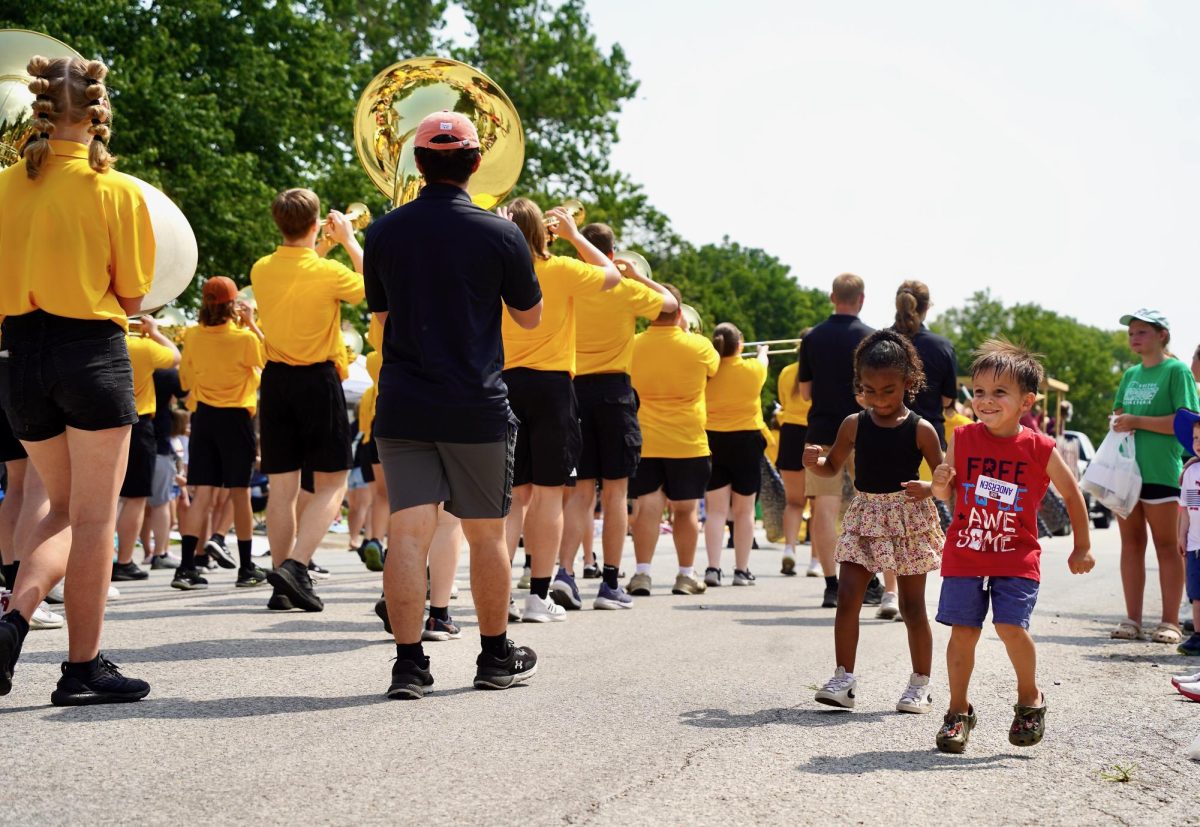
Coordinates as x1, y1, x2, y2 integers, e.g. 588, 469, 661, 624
582, 0, 1199, 355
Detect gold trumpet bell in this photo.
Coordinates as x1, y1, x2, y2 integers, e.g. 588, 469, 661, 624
613, 249, 652, 280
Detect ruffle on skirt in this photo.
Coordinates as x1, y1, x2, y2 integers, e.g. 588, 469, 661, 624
835, 491, 944, 576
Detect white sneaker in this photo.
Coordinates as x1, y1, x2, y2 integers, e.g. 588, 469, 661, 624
1171, 670, 1200, 688
46, 583, 65, 604
30, 603, 64, 630
876, 592, 899, 620
450, 580, 460, 600
704, 568, 722, 587
522, 593, 566, 623
896, 673, 934, 713
108, 584, 120, 600
806, 558, 822, 577
507, 597, 523, 622
815, 666, 856, 709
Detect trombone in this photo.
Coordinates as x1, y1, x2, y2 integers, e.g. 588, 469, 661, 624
743, 338, 803, 357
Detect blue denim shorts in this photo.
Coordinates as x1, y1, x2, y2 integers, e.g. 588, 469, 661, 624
1187, 551, 1200, 604
936, 575, 1040, 629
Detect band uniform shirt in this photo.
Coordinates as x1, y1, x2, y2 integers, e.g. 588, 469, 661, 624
126, 334, 177, 417
776, 362, 812, 426
0, 140, 155, 331
797, 314, 874, 445
575, 278, 665, 376
249, 246, 364, 366
363, 183, 541, 444
631, 325, 720, 458
906, 325, 958, 448
178, 322, 265, 415
705, 356, 767, 432
502, 254, 607, 376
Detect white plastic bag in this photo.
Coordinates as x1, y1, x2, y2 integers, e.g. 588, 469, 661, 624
1081, 429, 1141, 520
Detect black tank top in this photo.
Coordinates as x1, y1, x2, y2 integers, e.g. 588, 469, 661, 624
853, 410, 923, 493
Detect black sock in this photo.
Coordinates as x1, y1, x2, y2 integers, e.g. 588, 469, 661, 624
1, 561, 18, 586
530, 576, 550, 599
602, 564, 619, 589
237, 540, 253, 570
209, 532, 226, 548
395, 642, 426, 664
480, 633, 508, 659
429, 605, 449, 622
825, 575, 839, 590
2, 609, 29, 645
180, 535, 199, 569
63, 654, 101, 677
523, 553, 532, 570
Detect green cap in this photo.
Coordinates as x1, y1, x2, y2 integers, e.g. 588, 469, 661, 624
1119, 308, 1169, 329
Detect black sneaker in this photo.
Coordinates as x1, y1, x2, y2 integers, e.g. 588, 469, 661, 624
864, 576, 884, 606
0, 619, 21, 696
195, 554, 218, 571
821, 585, 838, 608
236, 566, 269, 588
170, 567, 209, 591
387, 657, 433, 700
307, 561, 332, 580
50, 655, 150, 706
266, 560, 324, 612
375, 597, 391, 634
474, 641, 538, 690
581, 563, 602, 579
204, 539, 236, 569
112, 561, 149, 581
267, 591, 294, 611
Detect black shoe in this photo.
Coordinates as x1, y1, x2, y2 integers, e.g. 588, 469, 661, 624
204, 539, 236, 569
267, 591, 294, 611
375, 598, 391, 634
581, 563, 602, 579
386, 657, 433, 700
236, 566, 269, 588
863, 576, 884, 606
474, 641, 537, 690
195, 554, 218, 571
170, 567, 209, 591
0, 620, 21, 696
50, 655, 150, 706
112, 561, 149, 581
307, 561, 332, 580
821, 586, 838, 608
266, 560, 324, 612
149, 555, 179, 570
1185, 619, 1196, 635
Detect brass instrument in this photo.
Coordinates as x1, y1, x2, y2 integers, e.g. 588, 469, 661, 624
235, 286, 256, 312
342, 324, 364, 362
353, 57, 524, 209
544, 199, 586, 235
680, 304, 703, 334
322, 202, 371, 242
743, 338, 803, 357
613, 249, 651, 280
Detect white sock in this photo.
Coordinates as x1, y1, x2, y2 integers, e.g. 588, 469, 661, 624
784, 544, 795, 556
678, 566, 694, 577
635, 563, 652, 575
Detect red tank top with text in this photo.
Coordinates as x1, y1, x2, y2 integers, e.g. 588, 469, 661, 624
941, 423, 1056, 582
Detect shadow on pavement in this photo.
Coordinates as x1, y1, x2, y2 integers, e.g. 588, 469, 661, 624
15, 637, 390, 665
38, 693, 390, 720
797, 748, 1033, 773
735, 616, 837, 628
679, 707, 888, 728
669, 604, 804, 614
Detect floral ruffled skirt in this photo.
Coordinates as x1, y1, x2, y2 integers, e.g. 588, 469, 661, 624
835, 491, 944, 576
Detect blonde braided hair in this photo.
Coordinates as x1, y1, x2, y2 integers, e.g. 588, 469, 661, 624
22, 55, 115, 180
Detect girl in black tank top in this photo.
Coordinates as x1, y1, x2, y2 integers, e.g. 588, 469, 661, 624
803, 330, 947, 713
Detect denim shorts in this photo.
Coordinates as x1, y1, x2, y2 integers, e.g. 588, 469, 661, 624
936, 575, 1040, 629
1187, 551, 1200, 604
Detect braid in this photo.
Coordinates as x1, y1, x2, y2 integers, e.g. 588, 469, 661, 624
82, 60, 114, 174
19, 56, 115, 180
22, 56, 57, 179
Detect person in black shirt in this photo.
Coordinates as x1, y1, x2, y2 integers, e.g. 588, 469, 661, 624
142, 368, 186, 568
798, 273, 874, 608
363, 110, 543, 698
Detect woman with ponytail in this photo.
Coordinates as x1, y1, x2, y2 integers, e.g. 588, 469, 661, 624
0, 56, 155, 705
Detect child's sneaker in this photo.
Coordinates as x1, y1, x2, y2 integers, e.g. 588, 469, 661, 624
1171, 669, 1200, 688
814, 666, 856, 709
1177, 633, 1200, 656
876, 592, 899, 619
895, 673, 933, 713
936, 705, 977, 754
704, 567, 722, 587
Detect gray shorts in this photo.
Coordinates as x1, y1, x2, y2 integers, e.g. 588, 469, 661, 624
149, 453, 176, 507
376, 429, 516, 520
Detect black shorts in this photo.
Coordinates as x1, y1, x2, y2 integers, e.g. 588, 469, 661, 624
504, 368, 580, 487
575, 373, 641, 481
259, 361, 352, 474
629, 456, 712, 501
119, 415, 158, 499
706, 430, 767, 496
1, 311, 137, 441
776, 423, 808, 472
355, 438, 378, 483
187, 403, 256, 488
0, 357, 28, 463
1140, 483, 1181, 504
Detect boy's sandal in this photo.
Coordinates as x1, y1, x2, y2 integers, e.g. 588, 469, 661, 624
1009, 695, 1047, 747
1109, 619, 1141, 640
1150, 623, 1183, 645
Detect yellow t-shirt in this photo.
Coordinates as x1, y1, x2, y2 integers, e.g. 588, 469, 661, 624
706, 356, 767, 432
776, 362, 812, 426
764, 428, 780, 466
945, 411, 973, 448
367, 313, 384, 353
0, 141, 155, 330
359, 351, 382, 441
126, 335, 177, 417
179, 322, 266, 415
631, 325, 720, 458
501, 255, 606, 375
575, 278, 665, 375
250, 246, 364, 366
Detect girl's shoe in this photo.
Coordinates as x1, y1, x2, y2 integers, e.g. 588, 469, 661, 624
1150, 623, 1182, 645
896, 673, 933, 713
815, 667, 856, 709
1171, 669, 1200, 688
936, 706, 977, 754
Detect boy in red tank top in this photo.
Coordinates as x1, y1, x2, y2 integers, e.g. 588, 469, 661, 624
930, 340, 1095, 754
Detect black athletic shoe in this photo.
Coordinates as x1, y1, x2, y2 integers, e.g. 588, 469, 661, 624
821, 585, 838, 608
112, 561, 149, 581
171, 567, 209, 590
50, 655, 150, 706
474, 641, 538, 690
375, 598, 391, 634
236, 566, 269, 588
204, 539, 236, 569
386, 657, 433, 700
0, 619, 21, 696
581, 563, 602, 579
863, 576, 884, 606
266, 560, 324, 612
267, 591, 294, 611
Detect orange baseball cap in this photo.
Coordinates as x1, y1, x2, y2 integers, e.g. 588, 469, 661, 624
202, 276, 238, 304
414, 110, 480, 150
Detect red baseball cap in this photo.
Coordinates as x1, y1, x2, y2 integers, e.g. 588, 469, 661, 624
202, 276, 238, 304
414, 110, 480, 150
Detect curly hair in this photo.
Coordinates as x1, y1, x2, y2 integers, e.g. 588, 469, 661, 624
853, 328, 927, 400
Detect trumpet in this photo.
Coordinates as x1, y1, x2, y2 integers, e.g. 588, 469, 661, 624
322, 202, 372, 242
742, 338, 803, 357
544, 199, 586, 235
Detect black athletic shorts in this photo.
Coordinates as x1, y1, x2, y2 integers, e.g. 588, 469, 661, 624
187, 403, 256, 488
775, 423, 808, 472
504, 368, 580, 487
1, 311, 137, 441
629, 456, 712, 501
300, 465, 315, 494
259, 361, 352, 474
119, 415, 157, 499
575, 373, 641, 481
355, 438, 378, 483
706, 430, 767, 496
0, 357, 28, 462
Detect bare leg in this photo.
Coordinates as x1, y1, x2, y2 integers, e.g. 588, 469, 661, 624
0, 458, 27, 564
180, 486, 216, 539
832, 562, 873, 672
946, 625, 982, 714
230, 488, 254, 543
115, 496, 148, 565
994, 623, 1040, 706
559, 481, 595, 571
369, 463, 388, 543
266, 471, 300, 568
780, 469, 806, 552
1145, 501, 1184, 626
525, 484, 565, 580
599, 480, 629, 569
289, 471, 346, 565
810, 494, 840, 577
704, 486, 730, 569
347, 484, 370, 546
1117, 504, 1148, 625
883, 570, 898, 596
429, 510, 463, 608
730, 491, 756, 571
462, 517, 512, 636
633, 490, 666, 565
897, 573, 932, 676
383, 504, 437, 645
669, 499, 700, 568
505, 484, 531, 563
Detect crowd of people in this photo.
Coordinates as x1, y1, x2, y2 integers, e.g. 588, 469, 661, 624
0, 56, 1197, 756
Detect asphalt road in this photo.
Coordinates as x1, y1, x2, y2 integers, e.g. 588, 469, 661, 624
3, 527, 1198, 826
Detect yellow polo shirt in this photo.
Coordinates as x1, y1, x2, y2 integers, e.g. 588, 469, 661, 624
945, 411, 973, 447
179, 322, 266, 415
706, 356, 767, 432
631, 325, 720, 458
0, 141, 155, 330
249, 246, 364, 366
502, 255, 606, 375
776, 362, 811, 426
575, 278, 665, 376
127, 335, 177, 417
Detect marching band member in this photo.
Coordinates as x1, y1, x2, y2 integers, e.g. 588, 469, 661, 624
775, 332, 816, 576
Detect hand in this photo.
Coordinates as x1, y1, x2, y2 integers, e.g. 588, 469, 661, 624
1110, 414, 1138, 433
495, 205, 514, 222
756, 344, 769, 359
932, 463, 956, 490
138, 315, 159, 336
545, 207, 580, 242
325, 210, 354, 246
615, 258, 636, 279
236, 301, 255, 327
903, 480, 932, 501
802, 445, 823, 470
1067, 546, 1095, 574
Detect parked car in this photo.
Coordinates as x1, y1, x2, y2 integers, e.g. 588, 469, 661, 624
1061, 429, 1112, 529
